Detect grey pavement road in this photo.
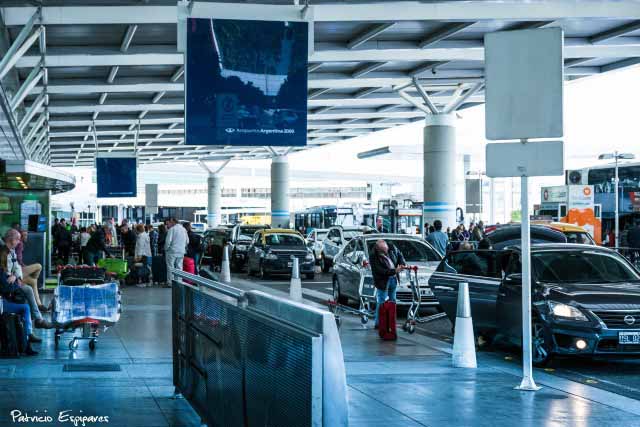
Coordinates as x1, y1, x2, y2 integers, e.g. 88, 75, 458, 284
239, 270, 640, 403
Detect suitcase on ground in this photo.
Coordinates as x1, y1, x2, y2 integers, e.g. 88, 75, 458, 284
125, 264, 151, 286
378, 300, 397, 341
60, 267, 106, 285
152, 256, 167, 284
183, 257, 195, 275
0, 313, 26, 358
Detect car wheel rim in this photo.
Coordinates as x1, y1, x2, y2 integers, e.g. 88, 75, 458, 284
532, 322, 548, 363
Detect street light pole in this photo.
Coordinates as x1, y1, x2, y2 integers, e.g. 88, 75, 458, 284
615, 151, 619, 248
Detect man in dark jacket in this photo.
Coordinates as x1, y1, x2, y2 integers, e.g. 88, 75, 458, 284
370, 239, 406, 329
84, 226, 112, 266
56, 219, 73, 265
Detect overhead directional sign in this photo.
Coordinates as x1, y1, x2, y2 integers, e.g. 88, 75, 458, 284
185, 18, 308, 147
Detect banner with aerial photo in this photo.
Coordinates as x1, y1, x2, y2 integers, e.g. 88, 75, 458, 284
186, 18, 308, 147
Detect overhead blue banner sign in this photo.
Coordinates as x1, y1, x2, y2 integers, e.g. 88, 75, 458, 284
96, 155, 137, 198
186, 18, 308, 147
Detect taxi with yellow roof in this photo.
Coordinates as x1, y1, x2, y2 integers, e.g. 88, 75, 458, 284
246, 228, 316, 280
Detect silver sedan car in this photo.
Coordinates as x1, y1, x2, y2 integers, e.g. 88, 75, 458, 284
332, 233, 443, 307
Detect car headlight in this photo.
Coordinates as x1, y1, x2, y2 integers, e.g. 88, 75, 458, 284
236, 244, 247, 251
265, 253, 278, 260
305, 253, 314, 261
548, 301, 588, 321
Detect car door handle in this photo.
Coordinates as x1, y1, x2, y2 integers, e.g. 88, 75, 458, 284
434, 286, 454, 291
498, 292, 506, 297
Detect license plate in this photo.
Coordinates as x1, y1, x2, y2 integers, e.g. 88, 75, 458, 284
287, 262, 293, 268
420, 289, 434, 297
619, 331, 640, 344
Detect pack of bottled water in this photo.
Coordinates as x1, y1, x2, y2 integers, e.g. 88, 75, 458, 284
53, 282, 121, 325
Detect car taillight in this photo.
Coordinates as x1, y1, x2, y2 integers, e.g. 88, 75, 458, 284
362, 260, 370, 268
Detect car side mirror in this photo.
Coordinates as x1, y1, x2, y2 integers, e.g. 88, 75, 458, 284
349, 253, 360, 264
505, 273, 522, 284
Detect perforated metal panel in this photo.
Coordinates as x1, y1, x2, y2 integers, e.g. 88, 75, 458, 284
173, 281, 322, 427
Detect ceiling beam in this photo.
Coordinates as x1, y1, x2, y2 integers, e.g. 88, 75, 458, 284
590, 20, 640, 44
347, 22, 396, 49
16, 45, 182, 68
5, 3, 640, 25
312, 39, 640, 63
418, 22, 474, 48
15, 38, 640, 69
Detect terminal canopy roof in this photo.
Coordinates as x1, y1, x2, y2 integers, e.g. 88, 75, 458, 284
1, 0, 640, 167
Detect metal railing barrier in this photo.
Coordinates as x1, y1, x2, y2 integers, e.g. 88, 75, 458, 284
171, 269, 348, 427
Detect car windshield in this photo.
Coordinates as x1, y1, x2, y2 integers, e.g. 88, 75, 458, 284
265, 234, 304, 246
366, 239, 441, 262
239, 227, 263, 240
343, 230, 363, 241
563, 231, 595, 245
533, 250, 640, 283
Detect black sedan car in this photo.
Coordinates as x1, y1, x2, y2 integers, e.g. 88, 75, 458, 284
246, 229, 316, 279
429, 244, 640, 365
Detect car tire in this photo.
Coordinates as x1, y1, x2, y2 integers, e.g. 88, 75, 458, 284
305, 273, 315, 280
332, 277, 348, 305
321, 254, 331, 273
532, 320, 554, 367
259, 262, 269, 280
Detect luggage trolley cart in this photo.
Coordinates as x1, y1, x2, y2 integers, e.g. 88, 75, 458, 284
328, 276, 376, 328
52, 282, 122, 351
402, 265, 447, 334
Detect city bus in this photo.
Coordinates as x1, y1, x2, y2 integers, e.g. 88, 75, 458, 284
293, 205, 355, 233
567, 163, 640, 239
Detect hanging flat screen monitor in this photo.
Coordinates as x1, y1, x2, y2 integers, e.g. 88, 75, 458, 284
96, 154, 137, 198
186, 18, 308, 147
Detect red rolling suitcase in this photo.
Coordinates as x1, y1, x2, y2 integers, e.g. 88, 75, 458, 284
183, 257, 196, 275
378, 300, 397, 341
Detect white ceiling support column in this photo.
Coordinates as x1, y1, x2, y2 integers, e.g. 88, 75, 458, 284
10, 61, 43, 111
18, 92, 45, 133
443, 81, 484, 113
443, 84, 465, 112
0, 8, 40, 81
396, 90, 432, 114
412, 77, 439, 114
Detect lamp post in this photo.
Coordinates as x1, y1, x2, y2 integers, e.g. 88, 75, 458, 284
598, 152, 635, 248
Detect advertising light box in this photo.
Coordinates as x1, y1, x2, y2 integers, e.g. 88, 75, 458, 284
96, 155, 137, 198
186, 18, 308, 147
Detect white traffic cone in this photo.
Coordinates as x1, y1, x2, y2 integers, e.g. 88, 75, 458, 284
220, 244, 231, 283
452, 282, 477, 368
290, 256, 302, 301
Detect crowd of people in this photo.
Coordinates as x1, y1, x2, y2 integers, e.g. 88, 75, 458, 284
0, 217, 206, 356
424, 219, 488, 256
50, 217, 203, 286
